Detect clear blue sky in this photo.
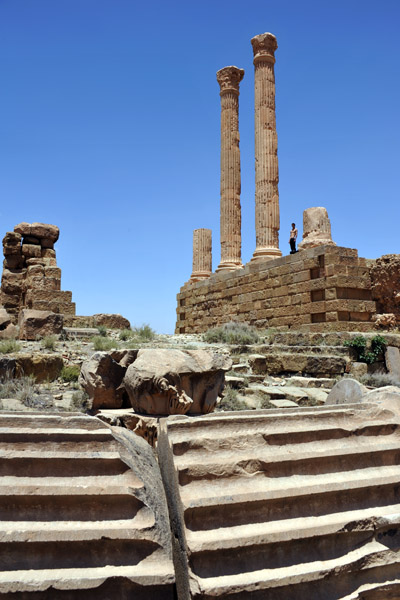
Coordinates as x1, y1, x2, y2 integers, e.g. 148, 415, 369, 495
1, 0, 399, 333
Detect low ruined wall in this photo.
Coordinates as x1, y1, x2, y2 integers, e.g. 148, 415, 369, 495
176, 245, 377, 333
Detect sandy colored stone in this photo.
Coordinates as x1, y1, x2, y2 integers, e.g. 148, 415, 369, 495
93, 313, 131, 330
326, 377, 367, 405
251, 33, 281, 262
0, 412, 175, 596
216, 66, 244, 272
385, 346, 400, 379
79, 351, 127, 409
13, 222, 32, 236
189, 229, 212, 282
124, 349, 231, 415
30, 222, 60, 242
14, 352, 63, 382
18, 309, 64, 340
298, 206, 336, 250
21, 243, 41, 258
370, 254, 400, 322
158, 399, 400, 599
372, 312, 397, 329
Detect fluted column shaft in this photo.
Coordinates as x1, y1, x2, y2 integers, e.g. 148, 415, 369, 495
189, 229, 212, 282
216, 66, 244, 272
251, 33, 282, 262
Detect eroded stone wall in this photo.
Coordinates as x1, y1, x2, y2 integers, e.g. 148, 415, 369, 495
1, 222, 75, 322
176, 245, 377, 333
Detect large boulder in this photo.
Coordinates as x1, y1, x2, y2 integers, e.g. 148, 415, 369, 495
93, 313, 131, 330
18, 309, 64, 340
123, 349, 232, 415
79, 350, 138, 410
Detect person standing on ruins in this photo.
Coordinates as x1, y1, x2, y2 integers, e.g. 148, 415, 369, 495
289, 223, 298, 254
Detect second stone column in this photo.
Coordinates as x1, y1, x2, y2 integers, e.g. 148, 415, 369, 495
216, 66, 244, 272
251, 33, 282, 262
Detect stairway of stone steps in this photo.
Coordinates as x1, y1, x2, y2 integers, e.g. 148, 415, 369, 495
0, 412, 175, 599
158, 403, 400, 600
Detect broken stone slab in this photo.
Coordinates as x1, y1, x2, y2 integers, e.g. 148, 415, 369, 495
385, 346, 400, 379
269, 398, 299, 408
326, 378, 367, 405
18, 309, 64, 340
79, 350, 138, 410
96, 409, 159, 446
123, 349, 232, 415
300, 388, 328, 406
287, 376, 336, 389
93, 313, 131, 330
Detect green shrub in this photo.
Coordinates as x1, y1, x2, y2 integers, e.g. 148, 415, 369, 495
70, 390, 91, 412
344, 335, 387, 364
60, 365, 81, 382
97, 325, 108, 337
132, 324, 155, 342
217, 387, 249, 411
92, 336, 118, 351
203, 322, 259, 345
42, 336, 56, 351
0, 339, 20, 354
359, 373, 400, 388
119, 328, 133, 341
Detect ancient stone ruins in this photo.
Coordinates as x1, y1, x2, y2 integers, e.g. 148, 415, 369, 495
1, 31, 400, 600
176, 33, 400, 334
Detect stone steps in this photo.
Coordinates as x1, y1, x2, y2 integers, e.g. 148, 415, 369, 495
158, 403, 400, 599
253, 344, 350, 356
0, 412, 175, 598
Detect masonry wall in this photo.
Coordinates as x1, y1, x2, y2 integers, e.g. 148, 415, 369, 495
176, 245, 377, 333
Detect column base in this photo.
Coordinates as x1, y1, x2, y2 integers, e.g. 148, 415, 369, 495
215, 261, 243, 273
250, 246, 282, 263
188, 271, 211, 283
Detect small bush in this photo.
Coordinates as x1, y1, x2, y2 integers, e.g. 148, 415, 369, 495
97, 325, 108, 337
217, 387, 249, 411
0, 339, 20, 354
119, 328, 133, 341
92, 336, 118, 351
344, 335, 387, 364
359, 373, 400, 388
203, 322, 259, 345
42, 336, 56, 351
60, 365, 81, 382
70, 390, 91, 412
132, 324, 155, 342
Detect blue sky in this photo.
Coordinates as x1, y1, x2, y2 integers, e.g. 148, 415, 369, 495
1, 0, 399, 333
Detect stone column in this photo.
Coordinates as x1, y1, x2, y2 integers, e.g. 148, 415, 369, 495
189, 229, 212, 282
216, 66, 245, 272
251, 33, 282, 262
298, 207, 337, 249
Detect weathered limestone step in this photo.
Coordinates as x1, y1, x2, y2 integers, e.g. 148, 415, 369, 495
0, 562, 175, 596
168, 404, 374, 443
186, 503, 400, 551
253, 344, 350, 356
191, 546, 400, 599
0, 412, 107, 430
158, 401, 400, 599
0, 427, 114, 443
0, 412, 175, 597
249, 352, 348, 376
181, 464, 400, 508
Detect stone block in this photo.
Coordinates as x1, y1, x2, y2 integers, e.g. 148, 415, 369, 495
21, 244, 41, 258
93, 313, 131, 330
15, 353, 64, 382
385, 346, 400, 379
326, 378, 367, 405
1, 270, 25, 295
23, 236, 40, 245
19, 309, 64, 340
41, 248, 56, 259
30, 222, 59, 242
14, 222, 31, 236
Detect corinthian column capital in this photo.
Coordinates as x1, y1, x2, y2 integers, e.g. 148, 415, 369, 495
216, 66, 244, 96
251, 32, 278, 65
